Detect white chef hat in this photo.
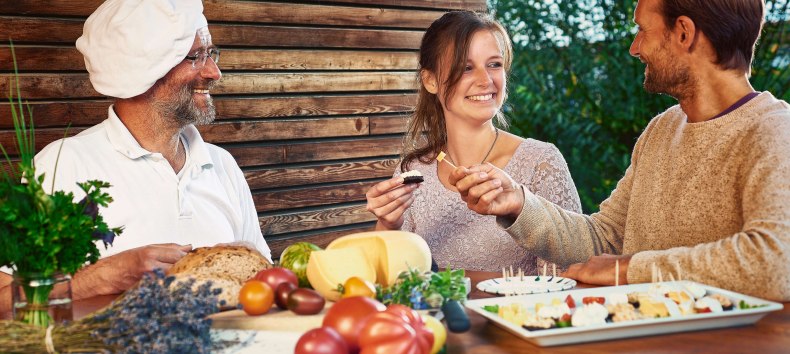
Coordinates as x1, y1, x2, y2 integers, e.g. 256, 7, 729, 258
76, 0, 208, 99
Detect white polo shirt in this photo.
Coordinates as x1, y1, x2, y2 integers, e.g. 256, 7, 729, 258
33, 106, 271, 262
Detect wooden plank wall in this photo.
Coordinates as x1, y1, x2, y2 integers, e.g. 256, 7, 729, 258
0, 0, 486, 259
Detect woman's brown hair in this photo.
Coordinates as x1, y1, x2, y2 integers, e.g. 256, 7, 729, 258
400, 11, 513, 172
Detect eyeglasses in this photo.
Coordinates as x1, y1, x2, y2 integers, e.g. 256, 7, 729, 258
184, 47, 220, 69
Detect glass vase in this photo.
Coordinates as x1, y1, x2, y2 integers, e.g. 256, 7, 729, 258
11, 272, 73, 327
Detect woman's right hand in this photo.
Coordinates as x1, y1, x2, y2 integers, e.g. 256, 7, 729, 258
365, 176, 419, 230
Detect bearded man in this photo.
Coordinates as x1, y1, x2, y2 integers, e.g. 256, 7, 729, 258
0, 0, 271, 304
450, 0, 790, 301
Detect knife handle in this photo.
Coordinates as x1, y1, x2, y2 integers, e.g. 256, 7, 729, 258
441, 300, 471, 333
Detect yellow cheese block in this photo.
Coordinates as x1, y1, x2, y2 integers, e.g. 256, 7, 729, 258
306, 246, 376, 302
326, 230, 432, 287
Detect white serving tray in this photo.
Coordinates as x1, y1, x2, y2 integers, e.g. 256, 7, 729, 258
464, 281, 783, 347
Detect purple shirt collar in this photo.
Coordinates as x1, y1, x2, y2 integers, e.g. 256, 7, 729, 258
712, 91, 759, 120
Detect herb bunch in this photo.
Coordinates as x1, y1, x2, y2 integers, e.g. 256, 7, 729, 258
0, 44, 122, 278
0, 269, 230, 353
379, 268, 467, 310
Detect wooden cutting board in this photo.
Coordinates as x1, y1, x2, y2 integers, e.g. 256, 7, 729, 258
209, 303, 330, 332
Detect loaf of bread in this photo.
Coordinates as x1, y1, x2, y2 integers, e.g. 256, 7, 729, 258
168, 245, 272, 283
167, 245, 272, 309
171, 273, 242, 308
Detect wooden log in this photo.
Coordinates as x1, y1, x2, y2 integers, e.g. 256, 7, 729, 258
0, 94, 416, 129
245, 158, 398, 189
196, 117, 370, 143
0, 1, 447, 28
252, 180, 378, 212
259, 204, 374, 235
369, 115, 409, 134
0, 72, 416, 99
214, 94, 416, 119
226, 137, 401, 167
0, 47, 418, 72
0, 18, 424, 49
308, 0, 486, 11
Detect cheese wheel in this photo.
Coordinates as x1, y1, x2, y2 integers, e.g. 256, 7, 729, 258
327, 230, 432, 287
306, 246, 376, 301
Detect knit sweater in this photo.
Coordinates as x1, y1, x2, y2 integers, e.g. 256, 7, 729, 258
502, 92, 790, 301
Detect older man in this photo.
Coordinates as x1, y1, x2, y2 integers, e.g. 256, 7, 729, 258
0, 0, 270, 308
451, 0, 790, 301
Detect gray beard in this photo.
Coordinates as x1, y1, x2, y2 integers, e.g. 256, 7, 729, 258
152, 84, 216, 127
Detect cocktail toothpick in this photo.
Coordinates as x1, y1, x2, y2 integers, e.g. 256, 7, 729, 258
542, 263, 547, 278
552, 264, 557, 278
658, 268, 664, 283
615, 259, 620, 287
502, 267, 507, 281
651, 263, 657, 283
510, 265, 514, 281
677, 262, 683, 282
519, 268, 524, 281
436, 151, 457, 168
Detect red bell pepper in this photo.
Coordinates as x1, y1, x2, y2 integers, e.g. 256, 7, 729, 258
358, 304, 434, 354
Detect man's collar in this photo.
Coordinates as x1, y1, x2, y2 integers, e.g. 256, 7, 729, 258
106, 105, 149, 159
106, 105, 213, 169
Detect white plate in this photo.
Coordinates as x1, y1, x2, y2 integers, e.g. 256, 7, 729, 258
465, 281, 783, 347
476, 276, 576, 295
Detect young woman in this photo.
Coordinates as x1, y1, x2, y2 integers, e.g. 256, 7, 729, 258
365, 11, 581, 273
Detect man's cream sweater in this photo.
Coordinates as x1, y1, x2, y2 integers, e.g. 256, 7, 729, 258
505, 92, 790, 301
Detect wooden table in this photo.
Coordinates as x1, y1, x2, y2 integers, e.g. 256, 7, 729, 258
65, 271, 790, 353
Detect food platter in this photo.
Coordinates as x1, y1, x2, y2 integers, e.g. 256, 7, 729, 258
465, 281, 783, 347
476, 276, 576, 295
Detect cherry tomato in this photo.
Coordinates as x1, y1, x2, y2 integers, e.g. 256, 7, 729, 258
582, 296, 606, 305
342, 276, 377, 299
238, 280, 274, 316
288, 288, 326, 315
322, 296, 385, 353
275, 282, 298, 310
295, 327, 348, 354
253, 267, 299, 291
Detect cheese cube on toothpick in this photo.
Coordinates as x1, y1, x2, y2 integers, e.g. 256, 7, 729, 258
436, 151, 457, 168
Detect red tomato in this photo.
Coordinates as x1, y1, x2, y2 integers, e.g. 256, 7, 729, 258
358, 304, 434, 354
295, 327, 348, 354
238, 280, 274, 316
253, 267, 299, 291
275, 282, 298, 310
582, 296, 606, 305
322, 296, 386, 353
565, 295, 576, 308
342, 276, 377, 299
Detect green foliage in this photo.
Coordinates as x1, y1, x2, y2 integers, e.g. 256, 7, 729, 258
491, 0, 789, 212
379, 268, 467, 309
0, 44, 122, 277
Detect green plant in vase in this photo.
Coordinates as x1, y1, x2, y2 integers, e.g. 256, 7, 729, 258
0, 44, 123, 327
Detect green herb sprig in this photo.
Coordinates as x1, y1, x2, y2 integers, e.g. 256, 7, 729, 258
378, 268, 466, 310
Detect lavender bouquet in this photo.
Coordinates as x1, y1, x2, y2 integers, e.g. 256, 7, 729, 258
0, 269, 229, 353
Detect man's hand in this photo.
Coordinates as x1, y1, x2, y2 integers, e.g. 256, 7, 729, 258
561, 254, 632, 286
448, 163, 524, 219
72, 243, 193, 299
